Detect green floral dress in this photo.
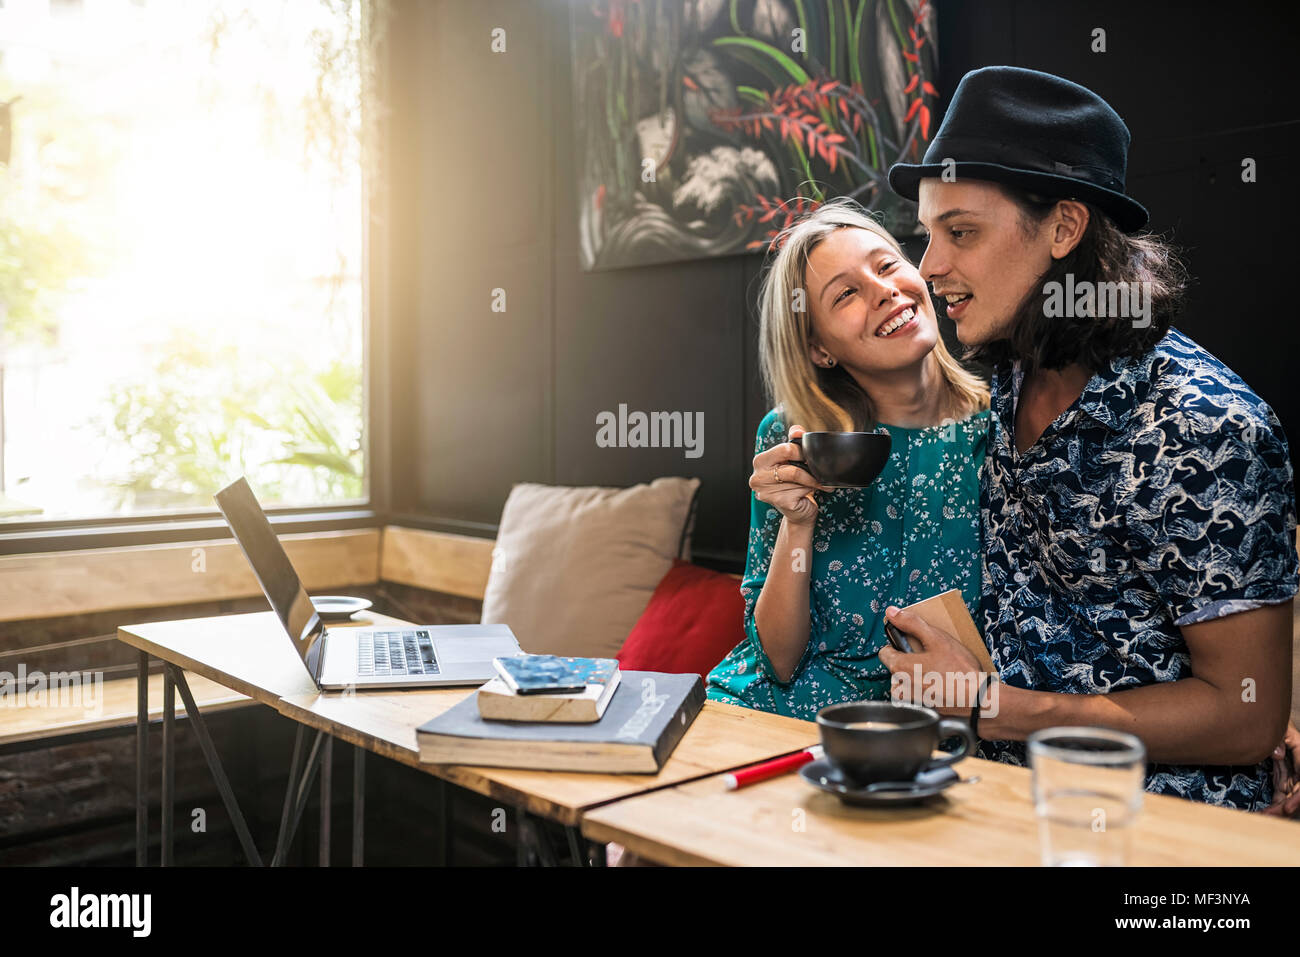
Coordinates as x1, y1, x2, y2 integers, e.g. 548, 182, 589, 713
706, 407, 990, 720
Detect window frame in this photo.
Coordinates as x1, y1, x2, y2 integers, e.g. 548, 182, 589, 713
0, 4, 392, 556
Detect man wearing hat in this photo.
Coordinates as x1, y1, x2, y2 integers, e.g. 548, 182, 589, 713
877, 66, 1299, 812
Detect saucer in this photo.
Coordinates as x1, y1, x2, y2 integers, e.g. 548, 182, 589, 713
311, 595, 373, 621
799, 759, 960, 807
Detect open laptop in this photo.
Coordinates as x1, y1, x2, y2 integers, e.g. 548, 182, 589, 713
214, 476, 522, 690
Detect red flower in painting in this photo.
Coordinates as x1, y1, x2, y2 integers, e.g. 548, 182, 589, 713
898, 0, 936, 141
735, 194, 824, 251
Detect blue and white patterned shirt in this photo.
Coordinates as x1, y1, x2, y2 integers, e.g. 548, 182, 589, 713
978, 327, 1298, 811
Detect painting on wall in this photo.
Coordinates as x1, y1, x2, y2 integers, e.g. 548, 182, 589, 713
570, 0, 939, 271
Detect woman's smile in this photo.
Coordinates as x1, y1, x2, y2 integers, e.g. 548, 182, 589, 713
874, 303, 920, 338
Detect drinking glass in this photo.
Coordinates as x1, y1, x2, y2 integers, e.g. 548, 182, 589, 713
1027, 726, 1146, 867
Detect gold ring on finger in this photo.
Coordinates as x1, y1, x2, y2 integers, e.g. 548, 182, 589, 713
772, 465, 782, 484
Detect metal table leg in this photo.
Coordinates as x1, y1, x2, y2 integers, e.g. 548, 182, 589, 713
132, 656, 333, 868
352, 745, 365, 867
274, 725, 306, 862
515, 808, 529, 866
437, 777, 450, 865
272, 729, 325, 866
168, 665, 263, 865
515, 809, 558, 867
135, 651, 149, 867
161, 665, 174, 866
319, 735, 332, 866
536, 818, 558, 866
564, 826, 584, 867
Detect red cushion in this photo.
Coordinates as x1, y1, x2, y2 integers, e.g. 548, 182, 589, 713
617, 560, 745, 678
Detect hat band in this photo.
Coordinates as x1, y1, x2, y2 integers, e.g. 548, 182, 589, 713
925, 135, 1125, 192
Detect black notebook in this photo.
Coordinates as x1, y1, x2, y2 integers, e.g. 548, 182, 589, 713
417, 671, 705, 773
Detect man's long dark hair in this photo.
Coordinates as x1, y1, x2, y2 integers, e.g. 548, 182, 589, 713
965, 187, 1189, 374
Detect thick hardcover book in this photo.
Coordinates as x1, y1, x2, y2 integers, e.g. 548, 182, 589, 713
418, 671, 705, 773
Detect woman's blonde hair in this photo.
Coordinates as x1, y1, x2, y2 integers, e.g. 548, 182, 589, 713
758, 196, 989, 431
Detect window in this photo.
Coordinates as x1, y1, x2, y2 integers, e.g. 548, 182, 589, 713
0, 0, 367, 525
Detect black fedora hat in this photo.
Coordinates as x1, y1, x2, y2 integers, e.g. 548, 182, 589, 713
888, 66, 1149, 233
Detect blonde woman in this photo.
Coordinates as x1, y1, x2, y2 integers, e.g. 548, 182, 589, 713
706, 197, 990, 719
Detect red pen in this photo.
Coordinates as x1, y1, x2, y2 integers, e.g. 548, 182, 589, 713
723, 746, 824, 790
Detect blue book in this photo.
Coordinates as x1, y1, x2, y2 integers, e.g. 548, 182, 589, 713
418, 671, 705, 773
492, 654, 619, 695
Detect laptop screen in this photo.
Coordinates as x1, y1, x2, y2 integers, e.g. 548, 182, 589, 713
214, 476, 323, 672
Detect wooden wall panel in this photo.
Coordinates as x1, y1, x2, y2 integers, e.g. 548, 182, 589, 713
379, 526, 494, 600
0, 530, 380, 623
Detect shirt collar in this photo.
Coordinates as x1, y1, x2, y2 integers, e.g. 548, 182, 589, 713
1074, 348, 1151, 432
993, 337, 1165, 438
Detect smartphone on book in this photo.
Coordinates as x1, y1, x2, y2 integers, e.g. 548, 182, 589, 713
884, 620, 914, 653
492, 654, 618, 695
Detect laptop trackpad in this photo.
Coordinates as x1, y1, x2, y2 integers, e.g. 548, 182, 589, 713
435, 636, 520, 665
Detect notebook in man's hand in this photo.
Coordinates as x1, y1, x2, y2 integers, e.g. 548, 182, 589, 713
898, 589, 998, 675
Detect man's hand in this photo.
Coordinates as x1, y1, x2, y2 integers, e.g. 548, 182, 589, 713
1263, 721, 1300, 817
877, 605, 984, 717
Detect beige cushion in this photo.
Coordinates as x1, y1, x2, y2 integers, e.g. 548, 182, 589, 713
480, 477, 700, 658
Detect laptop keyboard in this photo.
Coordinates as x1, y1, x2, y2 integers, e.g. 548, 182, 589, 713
357, 631, 440, 677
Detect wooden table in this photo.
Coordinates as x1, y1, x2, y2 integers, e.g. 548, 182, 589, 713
118, 611, 819, 863
277, 684, 815, 827
117, 611, 331, 705
581, 753, 1300, 866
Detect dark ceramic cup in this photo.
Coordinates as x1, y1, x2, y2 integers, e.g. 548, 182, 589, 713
816, 701, 975, 785
788, 431, 891, 488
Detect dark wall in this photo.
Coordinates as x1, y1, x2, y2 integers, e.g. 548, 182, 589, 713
937, 0, 1300, 451
384, 0, 1300, 570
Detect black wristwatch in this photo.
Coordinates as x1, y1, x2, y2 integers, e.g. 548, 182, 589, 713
970, 673, 998, 738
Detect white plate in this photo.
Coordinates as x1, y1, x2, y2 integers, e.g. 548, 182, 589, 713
310, 595, 373, 621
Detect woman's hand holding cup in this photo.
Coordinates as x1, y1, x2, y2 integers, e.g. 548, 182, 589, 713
748, 425, 834, 527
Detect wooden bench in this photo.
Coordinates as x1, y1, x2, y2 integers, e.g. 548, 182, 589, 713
0, 671, 252, 751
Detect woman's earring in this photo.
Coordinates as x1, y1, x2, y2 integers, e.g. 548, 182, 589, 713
823, 354, 837, 368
